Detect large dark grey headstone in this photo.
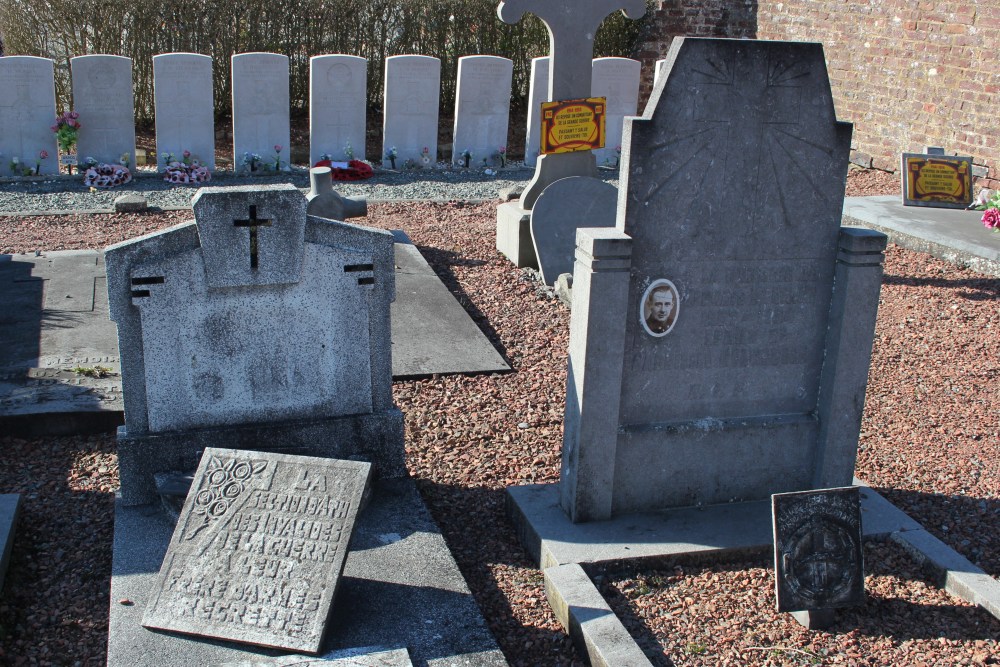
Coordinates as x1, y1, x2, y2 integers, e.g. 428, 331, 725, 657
558, 38, 888, 522
772, 486, 864, 613
530, 176, 617, 285
142, 449, 371, 654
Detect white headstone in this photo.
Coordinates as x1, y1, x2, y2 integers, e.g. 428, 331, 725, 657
70, 55, 136, 168
452, 56, 513, 167
382, 55, 440, 166
153, 53, 215, 171
231, 53, 291, 172
591, 57, 640, 166
0, 56, 59, 176
524, 57, 550, 168
310, 55, 367, 164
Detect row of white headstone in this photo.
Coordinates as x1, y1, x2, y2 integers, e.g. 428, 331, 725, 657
0, 52, 644, 176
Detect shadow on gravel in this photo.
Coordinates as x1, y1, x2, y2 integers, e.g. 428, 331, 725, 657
873, 486, 1000, 578
412, 242, 513, 367
413, 479, 581, 665
882, 272, 1000, 301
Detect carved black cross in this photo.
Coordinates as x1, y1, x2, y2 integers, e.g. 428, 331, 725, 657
233, 205, 272, 269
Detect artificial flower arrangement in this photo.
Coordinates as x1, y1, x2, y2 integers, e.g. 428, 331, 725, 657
976, 189, 1000, 232
4, 150, 50, 177
163, 150, 211, 184
82, 155, 132, 188
52, 111, 80, 173
494, 146, 506, 168
421, 146, 432, 167
460, 148, 472, 168
385, 146, 397, 169
313, 151, 373, 181
241, 145, 286, 173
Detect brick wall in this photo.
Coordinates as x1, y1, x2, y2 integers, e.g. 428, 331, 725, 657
635, 1, 1000, 189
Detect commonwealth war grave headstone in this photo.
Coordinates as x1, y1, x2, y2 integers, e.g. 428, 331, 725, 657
70, 54, 136, 168
143, 448, 371, 653
0, 56, 59, 176
382, 55, 440, 166
590, 57, 640, 167
523, 57, 550, 168
104, 184, 403, 505
310, 54, 367, 164
452, 55, 513, 167
154, 53, 215, 171
232, 53, 291, 172
495, 0, 645, 268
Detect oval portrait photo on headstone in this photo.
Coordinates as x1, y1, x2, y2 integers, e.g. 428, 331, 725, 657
640, 279, 679, 337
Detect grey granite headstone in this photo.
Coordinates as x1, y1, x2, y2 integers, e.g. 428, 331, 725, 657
142, 448, 371, 653
530, 176, 617, 285
105, 184, 403, 505
773, 487, 864, 618
557, 38, 889, 522
0, 56, 60, 176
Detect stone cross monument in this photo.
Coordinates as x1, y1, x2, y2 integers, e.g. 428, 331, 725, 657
495, 0, 645, 268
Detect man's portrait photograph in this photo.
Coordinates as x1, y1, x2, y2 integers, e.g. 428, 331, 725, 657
640, 279, 679, 337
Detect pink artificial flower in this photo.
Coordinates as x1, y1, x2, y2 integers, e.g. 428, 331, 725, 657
69, 111, 79, 119
39, 150, 49, 159
983, 208, 1000, 230
183, 149, 191, 157
50, 124, 59, 132
274, 144, 283, 153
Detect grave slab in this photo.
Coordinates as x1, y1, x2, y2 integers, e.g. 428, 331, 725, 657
141, 449, 370, 653
0, 494, 22, 593
0, 238, 508, 433
108, 478, 507, 666
220, 646, 413, 666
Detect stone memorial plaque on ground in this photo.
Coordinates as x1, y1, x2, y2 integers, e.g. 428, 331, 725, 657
772, 486, 864, 613
142, 448, 371, 653
900, 153, 974, 209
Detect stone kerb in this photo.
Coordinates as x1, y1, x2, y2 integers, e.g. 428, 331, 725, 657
0, 56, 60, 177
153, 53, 215, 171
231, 52, 291, 173
560, 37, 886, 521
70, 54, 136, 168
310, 54, 367, 165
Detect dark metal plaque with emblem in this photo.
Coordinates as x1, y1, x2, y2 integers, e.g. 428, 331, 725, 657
772, 486, 864, 613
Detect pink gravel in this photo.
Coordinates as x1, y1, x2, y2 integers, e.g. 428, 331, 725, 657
0, 169, 996, 665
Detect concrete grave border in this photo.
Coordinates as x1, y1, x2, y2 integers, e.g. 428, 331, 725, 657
507, 480, 1000, 665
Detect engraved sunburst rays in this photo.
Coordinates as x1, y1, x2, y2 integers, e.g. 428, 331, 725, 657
636, 49, 833, 232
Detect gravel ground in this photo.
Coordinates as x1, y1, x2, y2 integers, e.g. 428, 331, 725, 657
1, 168, 997, 666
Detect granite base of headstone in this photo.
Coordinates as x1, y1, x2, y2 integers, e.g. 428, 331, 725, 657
495, 201, 538, 269
530, 176, 617, 285
773, 486, 864, 630
142, 449, 371, 653
306, 167, 367, 221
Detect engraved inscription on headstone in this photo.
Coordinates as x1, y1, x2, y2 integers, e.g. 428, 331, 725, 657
772, 486, 864, 613
143, 448, 372, 653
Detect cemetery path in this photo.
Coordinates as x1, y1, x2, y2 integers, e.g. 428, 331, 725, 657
1, 177, 997, 665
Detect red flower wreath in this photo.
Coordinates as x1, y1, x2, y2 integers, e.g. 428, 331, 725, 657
313, 159, 373, 181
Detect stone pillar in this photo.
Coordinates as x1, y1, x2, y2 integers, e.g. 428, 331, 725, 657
813, 227, 888, 488
560, 228, 632, 522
